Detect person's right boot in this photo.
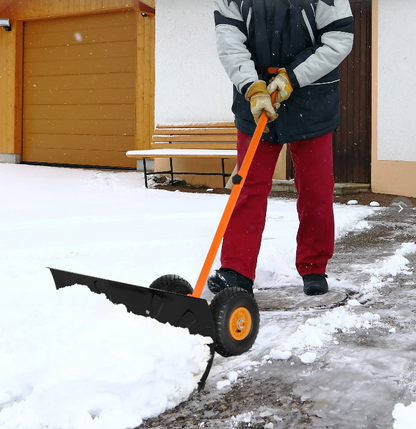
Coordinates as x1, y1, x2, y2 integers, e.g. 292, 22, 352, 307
207, 268, 254, 296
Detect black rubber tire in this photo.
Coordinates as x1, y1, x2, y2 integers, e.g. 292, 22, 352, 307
149, 274, 193, 295
210, 287, 260, 357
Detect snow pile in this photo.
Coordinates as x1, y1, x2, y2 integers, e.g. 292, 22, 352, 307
0, 283, 211, 429
270, 350, 292, 361
269, 305, 381, 363
299, 352, 317, 365
230, 412, 253, 427
216, 370, 239, 390
393, 402, 416, 429
359, 242, 416, 299
371, 242, 416, 277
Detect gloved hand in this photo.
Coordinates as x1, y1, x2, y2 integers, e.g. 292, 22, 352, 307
245, 81, 279, 126
267, 68, 293, 108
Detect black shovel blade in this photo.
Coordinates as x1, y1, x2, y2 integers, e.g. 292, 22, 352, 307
49, 268, 216, 390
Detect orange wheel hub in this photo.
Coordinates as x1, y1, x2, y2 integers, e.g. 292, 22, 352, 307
229, 307, 252, 341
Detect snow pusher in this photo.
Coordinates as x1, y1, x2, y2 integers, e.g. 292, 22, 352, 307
50, 92, 277, 390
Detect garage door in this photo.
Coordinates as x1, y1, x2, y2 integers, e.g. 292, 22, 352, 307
22, 11, 137, 168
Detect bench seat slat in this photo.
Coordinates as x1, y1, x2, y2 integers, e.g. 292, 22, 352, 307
154, 128, 237, 136
126, 149, 237, 158
156, 122, 235, 129
151, 142, 236, 150
152, 134, 237, 142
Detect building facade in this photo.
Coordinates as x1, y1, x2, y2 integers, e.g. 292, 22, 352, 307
1, 0, 415, 197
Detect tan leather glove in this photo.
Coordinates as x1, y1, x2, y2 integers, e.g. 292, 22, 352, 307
245, 81, 279, 125
267, 68, 293, 109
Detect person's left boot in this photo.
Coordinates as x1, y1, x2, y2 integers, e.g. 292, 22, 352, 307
302, 274, 328, 296
207, 268, 254, 296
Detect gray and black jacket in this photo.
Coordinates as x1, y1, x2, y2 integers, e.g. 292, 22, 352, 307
214, 0, 354, 144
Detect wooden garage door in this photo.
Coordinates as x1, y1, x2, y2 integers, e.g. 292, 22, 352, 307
22, 11, 137, 168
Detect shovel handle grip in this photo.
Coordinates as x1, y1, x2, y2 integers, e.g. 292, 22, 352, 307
192, 91, 278, 298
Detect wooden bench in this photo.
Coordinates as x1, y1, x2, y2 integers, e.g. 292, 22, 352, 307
126, 123, 237, 188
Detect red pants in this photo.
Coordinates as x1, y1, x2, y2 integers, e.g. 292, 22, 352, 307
221, 131, 335, 280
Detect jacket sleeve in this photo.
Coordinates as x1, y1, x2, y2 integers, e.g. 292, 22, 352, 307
213, 0, 258, 94
286, 0, 354, 89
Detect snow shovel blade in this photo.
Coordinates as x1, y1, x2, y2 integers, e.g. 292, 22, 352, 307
49, 268, 216, 391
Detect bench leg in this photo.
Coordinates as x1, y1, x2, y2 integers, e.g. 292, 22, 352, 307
143, 158, 149, 188
169, 158, 174, 184
221, 158, 226, 188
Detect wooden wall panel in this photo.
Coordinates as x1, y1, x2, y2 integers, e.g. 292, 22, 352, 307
24, 104, 134, 120
24, 73, 137, 92
24, 119, 136, 136
24, 88, 135, 105
25, 40, 137, 62
25, 56, 136, 76
136, 13, 154, 151
0, 21, 22, 154
0, 30, 14, 153
23, 146, 134, 167
4, 0, 135, 20
22, 11, 138, 168
25, 134, 135, 151
0, 0, 12, 12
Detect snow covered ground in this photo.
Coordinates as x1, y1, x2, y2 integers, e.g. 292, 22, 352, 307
0, 164, 414, 428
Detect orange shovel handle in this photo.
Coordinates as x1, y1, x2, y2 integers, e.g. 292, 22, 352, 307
192, 91, 278, 298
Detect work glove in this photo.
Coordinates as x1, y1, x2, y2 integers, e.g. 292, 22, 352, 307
267, 68, 293, 109
245, 81, 279, 128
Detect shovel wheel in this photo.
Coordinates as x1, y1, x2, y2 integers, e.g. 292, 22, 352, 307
149, 274, 193, 295
210, 287, 259, 357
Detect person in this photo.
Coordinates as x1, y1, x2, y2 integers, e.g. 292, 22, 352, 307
208, 0, 354, 296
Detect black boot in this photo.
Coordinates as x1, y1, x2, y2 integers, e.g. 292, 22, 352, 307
302, 274, 328, 296
207, 268, 254, 296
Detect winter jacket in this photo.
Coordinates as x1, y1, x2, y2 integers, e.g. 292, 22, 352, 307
213, 0, 354, 144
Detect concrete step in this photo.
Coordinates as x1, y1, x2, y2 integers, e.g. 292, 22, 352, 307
272, 179, 371, 196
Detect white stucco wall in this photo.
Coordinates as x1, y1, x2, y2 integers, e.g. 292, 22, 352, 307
154, 0, 234, 124
377, 0, 416, 162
